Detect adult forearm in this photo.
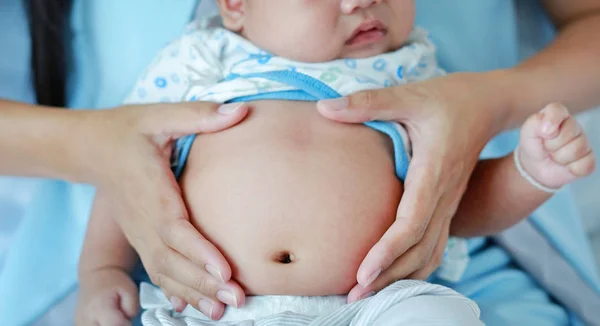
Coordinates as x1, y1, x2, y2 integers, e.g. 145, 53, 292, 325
0, 99, 85, 182
505, 13, 600, 129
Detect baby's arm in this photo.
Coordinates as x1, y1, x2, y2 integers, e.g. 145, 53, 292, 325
75, 190, 140, 326
452, 104, 595, 237
451, 153, 550, 237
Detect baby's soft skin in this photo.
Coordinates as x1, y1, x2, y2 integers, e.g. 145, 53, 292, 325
75, 102, 595, 325
181, 101, 402, 296
519, 103, 594, 189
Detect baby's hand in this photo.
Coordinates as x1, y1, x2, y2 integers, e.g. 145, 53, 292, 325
518, 103, 596, 191
75, 268, 139, 326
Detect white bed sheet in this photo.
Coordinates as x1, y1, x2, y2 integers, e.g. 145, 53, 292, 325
1, 111, 600, 326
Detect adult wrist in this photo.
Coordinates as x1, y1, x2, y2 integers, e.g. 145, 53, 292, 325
474, 69, 524, 133
58, 109, 107, 185
496, 66, 553, 130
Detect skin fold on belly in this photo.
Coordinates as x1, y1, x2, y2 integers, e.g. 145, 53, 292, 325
180, 100, 402, 296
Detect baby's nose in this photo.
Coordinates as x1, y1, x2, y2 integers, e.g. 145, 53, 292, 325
340, 0, 382, 14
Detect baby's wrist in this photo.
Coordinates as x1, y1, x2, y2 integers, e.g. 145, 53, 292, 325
513, 146, 560, 193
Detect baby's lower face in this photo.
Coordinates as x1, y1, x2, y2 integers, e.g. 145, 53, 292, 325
180, 100, 402, 296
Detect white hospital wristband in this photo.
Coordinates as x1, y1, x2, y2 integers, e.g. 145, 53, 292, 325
514, 146, 560, 194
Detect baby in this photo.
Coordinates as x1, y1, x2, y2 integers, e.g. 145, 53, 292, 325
76, 1, 595, 325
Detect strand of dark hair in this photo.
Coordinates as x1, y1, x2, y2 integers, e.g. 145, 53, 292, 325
25, 0, 73, 107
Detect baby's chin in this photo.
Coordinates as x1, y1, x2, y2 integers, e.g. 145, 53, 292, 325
262, 40, 396, 63
285, 42, 399, 63
340, 43, 396, 60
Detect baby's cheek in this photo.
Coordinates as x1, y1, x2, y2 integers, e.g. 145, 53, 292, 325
247, 4, 344, 62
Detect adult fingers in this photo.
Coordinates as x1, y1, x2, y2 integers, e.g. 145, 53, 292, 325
347, 213, 447, 303
316, 85, 426, 123
155, 277, 226, 320
136, 102, 250, 140
156, 244, 244, 308
373, 203, 446, 285
143, 241, 244, 307
409, 216, 451, 280
356, 158, 440, 287
159, 217, 233, 284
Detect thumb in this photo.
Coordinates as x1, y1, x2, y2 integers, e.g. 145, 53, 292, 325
316, 85, 421, 123
140, 102, 250, 139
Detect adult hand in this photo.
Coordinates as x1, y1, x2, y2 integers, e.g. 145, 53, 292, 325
76, 102, 249, 319
317, 72, 510, 302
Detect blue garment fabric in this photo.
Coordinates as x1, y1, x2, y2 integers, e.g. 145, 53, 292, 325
0, 0, 35, 104
0, 0, 39, 294
171, 70, 410, 181
1, 1, 599, 325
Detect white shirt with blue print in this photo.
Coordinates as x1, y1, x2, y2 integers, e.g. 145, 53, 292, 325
124, 17, 443, 105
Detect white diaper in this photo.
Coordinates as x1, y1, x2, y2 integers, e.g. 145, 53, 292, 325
140, 280, 483, 326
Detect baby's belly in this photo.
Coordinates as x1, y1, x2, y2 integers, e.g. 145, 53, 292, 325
180, 100, 402, 296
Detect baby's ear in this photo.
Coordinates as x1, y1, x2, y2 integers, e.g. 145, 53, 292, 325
217, 0, 246, 32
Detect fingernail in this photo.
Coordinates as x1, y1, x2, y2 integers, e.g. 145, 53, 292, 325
357, 291, 376, 301
317, 97, 349, 111
198, 299, 214, 318
364, 268, 382, 286
217, 290, 239, 308
170, 296, 186, 312
205, 264, 225, 283
541, 121, 557, 136
218, 103, 243, 115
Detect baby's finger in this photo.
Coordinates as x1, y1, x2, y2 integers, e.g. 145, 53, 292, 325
551, 135, 591, 166
544, 117, 582, 152
539, 103, 570, 138
117, 287, 140, 319
97, 295, 132, 326
568, 152, 597, 177
521, 112, 543, 140
518, 112, 548, 161
157, 276, 226, 320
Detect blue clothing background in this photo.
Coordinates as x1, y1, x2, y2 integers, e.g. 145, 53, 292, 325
0, 0, 599, 325
0, 0, 35, 104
